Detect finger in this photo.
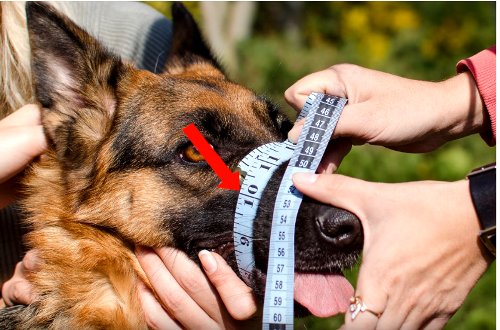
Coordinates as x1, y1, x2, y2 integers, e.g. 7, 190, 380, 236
342, 283, 386, 330
292, 173, 372, 217
317, 138, 352, 174
399, 292, 445, 330
348, 257, 395, 330
292, 173, 380, 243
0, 125, 47, 183
1, 279, 35, 306
136, 247, 219, 329
156, 247, 232, 325
22, 250, 41, 272
284, 68, 346, 112
0, 104, 42, 129
421, 317, 448, 330
343, 308, 378, 330
1, 261, 35, 306
372, 285, 407, 330
399, 301, 428, 330
287, 101, 372, 148
287, 118, 305, 143
343, 265, 387, 329
136, 280, 182, 330
199, 250, 257, 321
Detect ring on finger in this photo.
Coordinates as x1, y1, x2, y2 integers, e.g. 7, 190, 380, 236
349, 296, 382, 320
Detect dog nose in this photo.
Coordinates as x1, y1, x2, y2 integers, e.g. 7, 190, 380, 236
316, 208, 362, 248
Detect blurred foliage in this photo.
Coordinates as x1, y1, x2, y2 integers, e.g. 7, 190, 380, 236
147, 2, 495, 329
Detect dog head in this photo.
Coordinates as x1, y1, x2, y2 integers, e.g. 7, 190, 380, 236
26, 2, 362, 317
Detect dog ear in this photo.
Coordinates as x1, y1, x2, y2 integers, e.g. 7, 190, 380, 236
165, 2, 223, 73
26, 2, 125, 166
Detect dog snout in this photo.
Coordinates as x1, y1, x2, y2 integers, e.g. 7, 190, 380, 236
315, 206, 362, 249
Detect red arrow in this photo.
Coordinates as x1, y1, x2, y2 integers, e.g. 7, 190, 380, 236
182, 123, 240, 191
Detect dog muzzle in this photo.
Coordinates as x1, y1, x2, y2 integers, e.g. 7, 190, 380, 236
233, 139, 295, 285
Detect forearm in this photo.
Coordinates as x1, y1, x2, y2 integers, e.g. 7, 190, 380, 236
436, 72, 490, 143
286, 63, 494, 153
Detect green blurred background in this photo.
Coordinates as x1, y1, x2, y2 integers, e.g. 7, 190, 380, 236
148, 2, 495, 329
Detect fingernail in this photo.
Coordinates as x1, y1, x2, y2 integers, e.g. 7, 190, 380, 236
199, 250, 217, 275
293, 173, 319, 185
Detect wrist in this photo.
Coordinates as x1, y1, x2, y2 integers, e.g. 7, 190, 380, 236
467, 163, 496, 257
447, 180, 493, 269
438, 72, 488, 141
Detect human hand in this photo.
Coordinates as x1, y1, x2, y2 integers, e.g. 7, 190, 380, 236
293, 173, 492, 329
286, 64, 487, 157
0, 104, 47, 208
1, 250, 40, 307
136, 247, 258, 329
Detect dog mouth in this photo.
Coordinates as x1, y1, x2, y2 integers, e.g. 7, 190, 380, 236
294, 272, 353, 317
251, 267, 353, 317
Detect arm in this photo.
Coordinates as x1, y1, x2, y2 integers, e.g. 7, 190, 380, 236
286, 48, 495, 329
292, 173, 492, 329
287, 64, 490, 154
457, 46, 496, 145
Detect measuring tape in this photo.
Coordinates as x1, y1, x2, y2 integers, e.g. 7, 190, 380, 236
233, 93, 347, 329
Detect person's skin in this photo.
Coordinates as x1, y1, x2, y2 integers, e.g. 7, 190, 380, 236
293, 175, 490, 329
0, 104, 47, 209
0, 104, 47, 308
287, 64, 487, 154
136, 247, 257, 329
286, 64, 494, 329
0, 104, 258, 328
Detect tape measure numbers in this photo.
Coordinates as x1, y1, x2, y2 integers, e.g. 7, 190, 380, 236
233, 140, 295, 285
233, 93, 347, 329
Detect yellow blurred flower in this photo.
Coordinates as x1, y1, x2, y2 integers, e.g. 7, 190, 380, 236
392, 8, 420, 30
343, 7, 369, 36
361, 33, 389, 65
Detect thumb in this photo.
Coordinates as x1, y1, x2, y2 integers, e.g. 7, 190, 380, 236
292, 173, 385, 244
284, 68, 347, 112
292, 173, 378, 230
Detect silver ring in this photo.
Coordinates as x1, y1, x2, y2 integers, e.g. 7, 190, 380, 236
349, 296, 382, 320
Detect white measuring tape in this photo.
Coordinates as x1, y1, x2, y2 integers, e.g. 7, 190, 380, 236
233, 93, 347, 329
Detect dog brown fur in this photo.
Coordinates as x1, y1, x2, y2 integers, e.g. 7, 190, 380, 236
12, 2, 293, 328
3, 2, 362, 329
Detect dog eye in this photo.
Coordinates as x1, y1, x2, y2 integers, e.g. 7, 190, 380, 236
180, 144, 205, 163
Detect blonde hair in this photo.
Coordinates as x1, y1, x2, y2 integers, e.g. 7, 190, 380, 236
0, 2, 71, 118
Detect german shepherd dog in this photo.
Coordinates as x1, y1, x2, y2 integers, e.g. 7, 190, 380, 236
1, 2, 362, 328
